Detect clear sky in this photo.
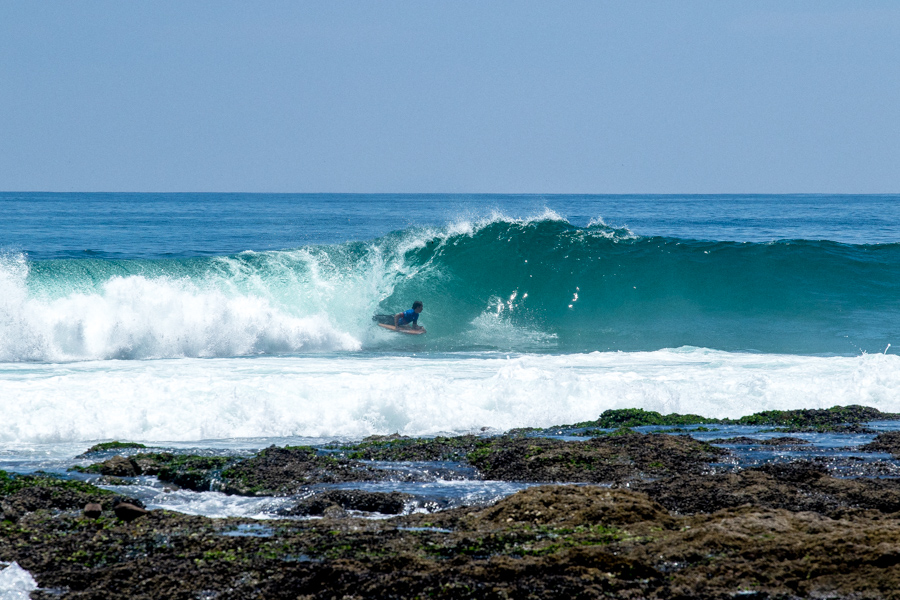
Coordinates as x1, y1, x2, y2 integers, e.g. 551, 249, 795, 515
1, 1, 898, 193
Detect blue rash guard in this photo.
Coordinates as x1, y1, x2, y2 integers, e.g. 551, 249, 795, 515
397, 309, 419, 326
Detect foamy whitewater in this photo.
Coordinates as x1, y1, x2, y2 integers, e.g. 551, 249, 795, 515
2, 351, 899, 444
1, 193, 899, 448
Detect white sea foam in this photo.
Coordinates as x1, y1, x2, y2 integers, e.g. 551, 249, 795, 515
0, 253, 363, 362
1, 349, 898, 444
0, 563, 38, 600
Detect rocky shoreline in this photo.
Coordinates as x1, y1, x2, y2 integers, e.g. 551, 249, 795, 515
3, 405, 900, 599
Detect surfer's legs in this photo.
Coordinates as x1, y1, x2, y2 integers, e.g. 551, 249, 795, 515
372, 314, 395, 325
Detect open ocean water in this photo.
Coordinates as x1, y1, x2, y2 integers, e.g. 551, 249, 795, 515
1, 193, 900, 518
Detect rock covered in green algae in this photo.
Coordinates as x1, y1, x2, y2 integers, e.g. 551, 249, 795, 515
578, 408, 720, 429
559, 404, 900, 433
75, 441, 148, 458
5, 481, 900, 600
731, 405, 899, 427
467, 430, 726, 483
72, 452, 239, 492
339, 434, 490, 461
219, 446, 411, 496
0, 470, 114, 522
74, 446, 422, 496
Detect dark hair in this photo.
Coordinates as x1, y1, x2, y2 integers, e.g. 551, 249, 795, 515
412, 300, 423, 310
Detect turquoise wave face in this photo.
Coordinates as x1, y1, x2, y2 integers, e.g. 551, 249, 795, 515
385, 219, 900, 354
4, 216, 900, 361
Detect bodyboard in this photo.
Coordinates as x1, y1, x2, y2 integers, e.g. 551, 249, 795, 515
377, 323, 426, 335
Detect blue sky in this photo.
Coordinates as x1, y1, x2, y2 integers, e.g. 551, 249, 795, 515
1, 1, 898, 193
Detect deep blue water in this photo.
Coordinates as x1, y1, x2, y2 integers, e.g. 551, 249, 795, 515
2, 193, 899, 259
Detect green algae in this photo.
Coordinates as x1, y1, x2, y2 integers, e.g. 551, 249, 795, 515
0, 470, 113, 499
341, 435, 493, 462
81, 441, 148, 454
556, 405, 900, 433
583, 408, 719, 428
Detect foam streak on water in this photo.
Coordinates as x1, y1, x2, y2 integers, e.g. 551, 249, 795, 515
1, 349, 898, 445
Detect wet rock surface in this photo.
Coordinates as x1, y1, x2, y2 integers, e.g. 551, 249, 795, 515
340, 434, 488, 462
636, 460, 900, 516
555, 404, 900, 433
8, 406, 900, 599
72, 452, 240, 492
0, 470, 113, 523
467, 430, 726, 482
3, 478, 900, 599
219, 446, 411, 495
860, 431, 900, 457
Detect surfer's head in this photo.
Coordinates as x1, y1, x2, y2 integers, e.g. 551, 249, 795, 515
412, 300, 423, 313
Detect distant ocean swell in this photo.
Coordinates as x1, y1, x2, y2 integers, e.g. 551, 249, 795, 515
2, 213, 898, 362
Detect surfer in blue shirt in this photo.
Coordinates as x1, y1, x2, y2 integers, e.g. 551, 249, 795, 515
372, 300, 424, 331
394, 300, 424, 330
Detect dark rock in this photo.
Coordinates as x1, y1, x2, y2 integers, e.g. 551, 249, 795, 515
732, 405, 900, 427
860, 431, 900, 457
636, 460, 900, 516
83, 502, 102, 518
111, 496, 146, 509
468, 431, 725, 483
0, 470, 112, 516
133, 453, 173, 475
4, 482, 900, 599
220, 446, 404, 496
474, 485, 676, 529
114, 502, 149, 521
322, 504, 347, 519
84, 452, 237, 491
577, 408, 719, 428
556, 405, 900, 432
95, 454, 141, 477
75, 441, 148, 458
285, 490, 412, 516
343, 434, 487, 462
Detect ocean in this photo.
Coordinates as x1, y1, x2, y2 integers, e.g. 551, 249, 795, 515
1, 193, 899, 508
